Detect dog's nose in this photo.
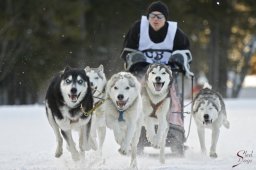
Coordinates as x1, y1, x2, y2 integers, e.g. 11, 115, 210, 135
204, 114, 209, 120
117, 94, 124, 100
155, 76, 161, 82
71, 88, 77, 94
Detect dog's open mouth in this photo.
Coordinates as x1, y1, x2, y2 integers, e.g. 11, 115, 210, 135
203, 119, 213, 125
68, 93, 81, 102
153, 82, 165, 91
116, 99, 128, 109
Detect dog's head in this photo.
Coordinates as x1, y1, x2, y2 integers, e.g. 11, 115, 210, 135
85, 64, 107, 95
145, 64, 173, 95
60, 67, 90, 108
106, 72, 141, 111
193, 96, 221, 126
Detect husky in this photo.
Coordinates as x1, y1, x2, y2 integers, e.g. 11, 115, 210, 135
142, 63, 173, 163
84, 65, 107, 156
45, 67, 93, 161
192, 83, 230, 158
104, 72, 143, 169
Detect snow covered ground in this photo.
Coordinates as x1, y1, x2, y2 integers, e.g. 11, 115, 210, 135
0, 99, 255, 170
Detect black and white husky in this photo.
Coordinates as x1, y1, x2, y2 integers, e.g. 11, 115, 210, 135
142, 64, 173, 163
45, 67, 93, 161
85, 65, 107, 156
192, 83, 230, 158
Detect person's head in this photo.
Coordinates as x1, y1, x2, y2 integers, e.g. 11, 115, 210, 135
147, 1, 169, 31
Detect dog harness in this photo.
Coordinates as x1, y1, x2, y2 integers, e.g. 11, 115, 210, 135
147, 91, 170, 118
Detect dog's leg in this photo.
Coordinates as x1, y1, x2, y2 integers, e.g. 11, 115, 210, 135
197, 127, 206, 154
119, 121, 136, 155
61, 130, 80, 161
79, 125, 87, 158
130, 121, 142, 169
97, 126, 106, 156
160, 127, 168, 164
144, 118, 156, 145
89, 114, 98, 150
155, 115, 168, 148
210, 127, 220, 158
46, 108, 63, 158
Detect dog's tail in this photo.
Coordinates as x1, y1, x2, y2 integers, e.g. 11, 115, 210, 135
203, 82, 212, 90
223, 118, 230, 129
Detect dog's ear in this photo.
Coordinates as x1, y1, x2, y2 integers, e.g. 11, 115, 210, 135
84, 66, 91, 72
145, 64, 153, 81
193, 99, 203, 113
214, 97, 222, 112
125, 73, 136, 87
60, 66, 70, 77
98, 64, 104, 71
64, 66, 71, 73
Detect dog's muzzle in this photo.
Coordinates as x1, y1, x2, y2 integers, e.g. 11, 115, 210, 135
69, 89, 81, 102
116, 98, 129, 109
203, 114, 212, 125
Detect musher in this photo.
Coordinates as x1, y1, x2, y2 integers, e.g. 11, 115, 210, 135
120, 1, 192, 156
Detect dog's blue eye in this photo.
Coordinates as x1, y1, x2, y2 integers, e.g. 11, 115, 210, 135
65, 79, 71, 84
78, 80, 84, 85
95, 77, 99, 80
125, 87, 130, 90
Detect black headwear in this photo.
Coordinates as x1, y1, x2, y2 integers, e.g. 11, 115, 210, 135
147, 1, 169, 19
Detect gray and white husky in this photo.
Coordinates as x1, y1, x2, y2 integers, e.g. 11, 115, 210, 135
85, 65, 107, 156
45, 67, 93, 161
192, 83, 230, 158
142, 63, 173, 163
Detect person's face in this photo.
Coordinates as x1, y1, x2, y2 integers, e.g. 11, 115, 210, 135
148, 11, 166, 31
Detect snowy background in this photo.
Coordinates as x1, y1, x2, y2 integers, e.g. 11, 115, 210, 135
0, 97, 255, 170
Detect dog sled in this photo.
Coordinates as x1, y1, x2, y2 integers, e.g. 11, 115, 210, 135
121, 48, 194, 155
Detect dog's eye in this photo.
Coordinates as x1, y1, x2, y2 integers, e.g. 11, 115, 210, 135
77, 79, 84, 85
209, 107, 213, 110
200, 107, 204, 111
114, 86, 118, 90
125, 87, 130, 90
162, 72, 166, 75
151, 72, 155, 74
65, 79, 71, 84
95, 77, 99, 80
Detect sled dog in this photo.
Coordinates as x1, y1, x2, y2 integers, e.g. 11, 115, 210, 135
192, 83, 230, 158
84, 64, 107, 155
104, 72, 143, 169
142, 63, 173, 163
45, 67, 93, 161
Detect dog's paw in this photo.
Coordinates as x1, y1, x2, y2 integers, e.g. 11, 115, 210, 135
210, 152, 218, 158
55, 150, 63, 158
118, 148, 128, 155
55, 146, 63, 158
71, 152, 80, 161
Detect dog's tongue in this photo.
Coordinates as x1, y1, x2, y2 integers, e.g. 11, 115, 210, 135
70, 94, 77, 101
154, 83, 163, 91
